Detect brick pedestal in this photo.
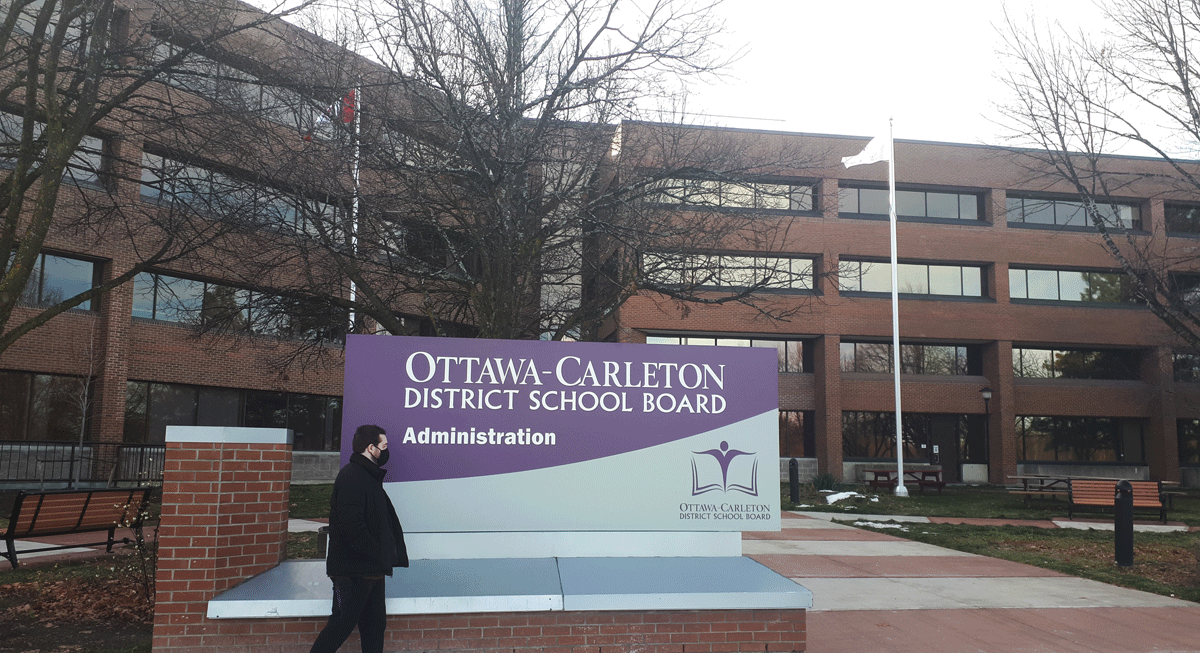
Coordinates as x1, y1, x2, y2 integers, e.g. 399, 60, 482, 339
155, 609, 806, 653
153, 426, 293, 653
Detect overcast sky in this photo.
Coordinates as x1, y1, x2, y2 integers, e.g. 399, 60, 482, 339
682, 0, 1104, 145
272, 0, 1108, 146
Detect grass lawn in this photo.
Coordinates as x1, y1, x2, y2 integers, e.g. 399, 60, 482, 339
288, 483, 334, 519
782, 482, 1200, 527
851, 522, 1200, 603
781, 481, 1200, 603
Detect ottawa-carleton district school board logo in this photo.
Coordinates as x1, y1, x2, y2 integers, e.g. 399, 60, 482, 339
690, 440, 758, 496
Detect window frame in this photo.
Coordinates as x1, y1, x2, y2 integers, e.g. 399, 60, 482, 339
1, 111, 107, 187
647, 177, 818, 213
1006, 195, 1142, 231
132, 271, 348, 341
18, 252, 98, 310
123, 379, 341, 450
150, 39, 314, 133
140, 150, 338, 234
645, 334, 810, 373
839, 260, 986, 298
642, 252, 816, 293
1015, 415, 1145, 464
1165, 203, 1200, 235
839, 185, 983, 222
840, 341, 975, 375
1009, 267, 1138, 304
1013, 347, 1140, 380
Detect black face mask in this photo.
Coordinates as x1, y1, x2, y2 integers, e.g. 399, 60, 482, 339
374, 447, 390, 467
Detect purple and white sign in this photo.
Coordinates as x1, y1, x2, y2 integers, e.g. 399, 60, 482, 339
343, 335, 780, 532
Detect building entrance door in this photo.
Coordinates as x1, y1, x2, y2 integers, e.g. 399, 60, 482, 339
929, 415, 960, 483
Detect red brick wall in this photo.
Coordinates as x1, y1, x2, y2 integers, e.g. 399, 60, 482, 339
151, 609, 807, 653
153, 434, 293, 653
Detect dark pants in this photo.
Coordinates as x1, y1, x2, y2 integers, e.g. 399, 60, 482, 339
309, 575, 388, 653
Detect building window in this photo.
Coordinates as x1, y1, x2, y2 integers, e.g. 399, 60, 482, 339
132, 271, 347, 340
1174, 352, 1200, 383
1015, 416, 1144, 463
1009, 267, 1137, 303
18, 253, 97, 310
124, 380, 341, 451
839, 186, 981, 221
9, 0, 86, 44
843, 412, 986, 465
1, 111, 105, 186
383, 216, 482, 277
840, 341, 977, 375
133, 272, 202, 323
141, 152, 335, 235
0, 370, 90, 441
66, 134, 105, 187
1165, 203, 1200, 234
840, 260, 984, 297
1178, 419, 1200, 465
643, 253, 814, 291
1013, 348, 1140, 380
1169, 273, 1200, 308
843, 411, 928, 461
150, 41, 313, 131
1006, 195, 1141, 230
779, 410, 814, 458
646, 334, 810, 372
649, 178, 816, 212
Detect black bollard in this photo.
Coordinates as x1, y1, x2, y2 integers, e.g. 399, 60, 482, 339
789, 458, 800, 504
1115, 480, 1133, 567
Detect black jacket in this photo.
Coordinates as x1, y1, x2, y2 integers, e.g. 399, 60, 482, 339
326, 453, 409, 577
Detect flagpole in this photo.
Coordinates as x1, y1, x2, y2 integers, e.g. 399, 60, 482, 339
348, 87, 361, 335
839, 125, 907, 498
887, 117, 908, 498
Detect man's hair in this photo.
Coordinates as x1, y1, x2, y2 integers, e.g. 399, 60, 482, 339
352, 424, 386, 454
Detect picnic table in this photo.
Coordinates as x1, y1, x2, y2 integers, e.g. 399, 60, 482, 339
863, 467, 945, 494
1007, 474, 1072, 500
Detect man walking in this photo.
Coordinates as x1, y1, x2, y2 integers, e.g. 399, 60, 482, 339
310, 424, 408, 653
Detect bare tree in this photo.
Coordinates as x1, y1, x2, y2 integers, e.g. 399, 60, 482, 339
0, 0, 320, 355
204, 0, 830, 345
996, 0, 1200, 352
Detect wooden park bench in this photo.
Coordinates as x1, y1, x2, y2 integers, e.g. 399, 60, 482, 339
1067, 479, 1167, 523
3, 487, 155, 568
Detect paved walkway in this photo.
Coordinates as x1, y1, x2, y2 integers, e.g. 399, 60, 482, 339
7, 514, 1199, 651
743, 511, 1200, 652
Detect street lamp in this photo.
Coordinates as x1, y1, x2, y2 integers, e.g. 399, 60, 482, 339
980, 387, 992, 472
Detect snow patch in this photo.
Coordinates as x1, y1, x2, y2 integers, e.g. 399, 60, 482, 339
854, 521, 908, 530
824, 491, 864, 504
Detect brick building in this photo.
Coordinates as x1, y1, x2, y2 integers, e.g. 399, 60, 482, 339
3, 3, 1198, 487
612, 125, 1200, 487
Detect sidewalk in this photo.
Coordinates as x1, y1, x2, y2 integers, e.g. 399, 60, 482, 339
744, 511, 1200, 652
7, 514, 1199, 652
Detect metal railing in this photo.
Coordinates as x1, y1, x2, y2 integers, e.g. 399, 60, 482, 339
0, 440, 164, 489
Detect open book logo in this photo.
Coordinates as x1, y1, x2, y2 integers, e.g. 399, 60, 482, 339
691, 440, 758, 496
